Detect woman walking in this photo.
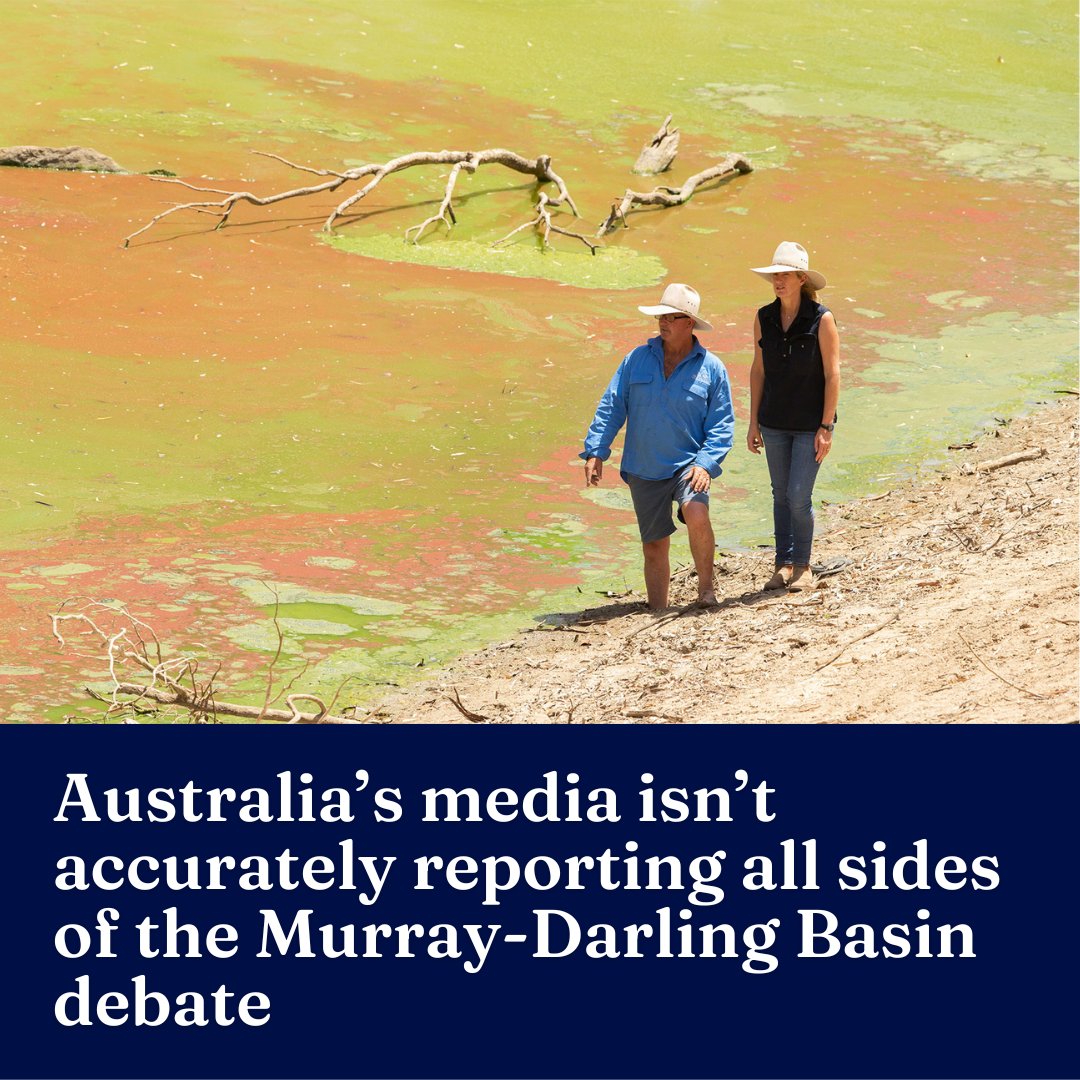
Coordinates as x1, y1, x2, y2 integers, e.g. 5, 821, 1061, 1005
746, 242, 840, 591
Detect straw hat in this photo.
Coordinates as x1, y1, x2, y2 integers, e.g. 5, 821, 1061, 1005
637, 283, 713, 331
751, 241, 827, 290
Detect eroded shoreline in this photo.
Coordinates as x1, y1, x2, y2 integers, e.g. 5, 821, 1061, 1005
366, 398, 1079, 725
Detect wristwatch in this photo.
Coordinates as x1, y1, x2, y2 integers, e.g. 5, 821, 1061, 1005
819, 423, 835, 432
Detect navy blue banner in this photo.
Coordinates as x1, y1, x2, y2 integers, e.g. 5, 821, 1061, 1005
1, 725, 1076, 1080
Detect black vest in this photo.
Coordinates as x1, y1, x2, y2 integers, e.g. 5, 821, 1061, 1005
757, 296, 833, 432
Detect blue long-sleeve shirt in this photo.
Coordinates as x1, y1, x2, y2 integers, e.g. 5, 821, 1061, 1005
581, 336, 735, 481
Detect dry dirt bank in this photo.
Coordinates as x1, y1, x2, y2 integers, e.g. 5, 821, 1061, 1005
368, 399, 1078, 725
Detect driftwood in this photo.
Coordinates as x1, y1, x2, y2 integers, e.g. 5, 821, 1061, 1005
598, 153, 753, 235
0, 145, 124, 172
632, 116, 680, 175
976, 448, 1044, 473
51, 598, 361, 724
122, 148, 584, 250
104, 682, 362, 723
493, 191, 598, 254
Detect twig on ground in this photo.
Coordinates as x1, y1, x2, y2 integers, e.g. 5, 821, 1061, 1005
625, 708, 684, 721
815, 611, 901, 672
447, 687, 488, 723
957, 632, 1045, 699
979, 499, 1051, 552
943, 522, 979, 551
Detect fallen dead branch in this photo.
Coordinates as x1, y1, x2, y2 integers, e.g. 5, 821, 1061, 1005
123, 148, 583, 250
976, 448, 1044, 472
633, 115, 680, 175
109, 682, 361, 723
598, 153, 753, 235
51, 598, 361, 724
494, 190, 598, 253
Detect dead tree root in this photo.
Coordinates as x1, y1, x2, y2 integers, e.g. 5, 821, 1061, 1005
123, 148, 582, 252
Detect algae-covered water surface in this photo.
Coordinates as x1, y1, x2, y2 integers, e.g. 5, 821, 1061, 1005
1, 1, 1076, 720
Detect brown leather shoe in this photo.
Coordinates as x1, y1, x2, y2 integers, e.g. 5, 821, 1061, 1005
764, 565, 793, 590
789, 565, 816, 590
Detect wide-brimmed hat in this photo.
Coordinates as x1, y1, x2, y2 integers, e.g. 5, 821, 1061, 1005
751, 241, 827, 290
638, 283, 713, 331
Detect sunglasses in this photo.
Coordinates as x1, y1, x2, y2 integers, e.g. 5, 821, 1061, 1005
656, 313, 690, 322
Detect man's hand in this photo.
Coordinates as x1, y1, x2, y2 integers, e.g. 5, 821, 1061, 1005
685, 465, 711, 493
585, 457, 603, 486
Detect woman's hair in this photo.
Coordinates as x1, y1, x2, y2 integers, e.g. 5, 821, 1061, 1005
798, 273, 817, 303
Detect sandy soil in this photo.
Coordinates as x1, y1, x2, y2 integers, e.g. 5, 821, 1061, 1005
368, 398, 1079, 725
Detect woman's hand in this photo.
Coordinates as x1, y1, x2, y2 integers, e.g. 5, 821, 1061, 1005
584, 457, 603, 486
814, 427, 832, 463
747, 423, 763, 455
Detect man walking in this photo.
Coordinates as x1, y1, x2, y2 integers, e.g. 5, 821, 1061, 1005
582, 283, 734, 609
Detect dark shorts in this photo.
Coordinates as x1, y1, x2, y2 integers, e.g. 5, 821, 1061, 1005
626, 469, 709, 544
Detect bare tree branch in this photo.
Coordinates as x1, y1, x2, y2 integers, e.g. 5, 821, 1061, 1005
251, 150, 349, 179
51, 598, 362, 724
123, 148, 583, 250
404, 155, 477, 243
110, 682, 361, 724
494, 191, 599, 254
598, 153, 753, 235
255, 585, 286, 724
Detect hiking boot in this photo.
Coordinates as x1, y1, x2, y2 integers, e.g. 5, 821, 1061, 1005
789, 565, 815, 591
764, 566, 793, 591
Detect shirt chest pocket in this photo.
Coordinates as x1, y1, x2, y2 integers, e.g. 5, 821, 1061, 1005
627, 372, 656, 408
784, 333, 817, 361
683, 380, 710, 405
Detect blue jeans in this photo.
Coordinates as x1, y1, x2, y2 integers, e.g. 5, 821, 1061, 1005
759, 426, 821, 567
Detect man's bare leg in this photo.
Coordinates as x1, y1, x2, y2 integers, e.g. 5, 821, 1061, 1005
681, 501, 717, 604
642, 536, 671, 610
